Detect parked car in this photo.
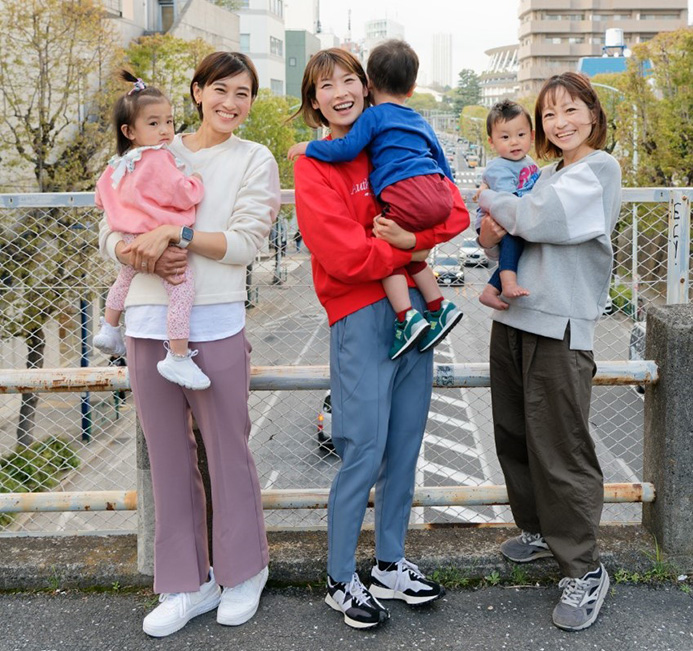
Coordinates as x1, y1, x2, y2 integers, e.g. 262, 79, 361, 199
431, 255, 465, 286
459, 238, 489, 267
317, 391, 334, 451
628, 320, 646, 394
602, 294, 614, 316
466, 155, 480, 168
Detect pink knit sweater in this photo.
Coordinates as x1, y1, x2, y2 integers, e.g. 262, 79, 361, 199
95, 146, 204, 233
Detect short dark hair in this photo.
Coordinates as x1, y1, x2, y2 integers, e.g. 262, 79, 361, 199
292, 48, 369, 129
367, 40, 418, 96
189, 51, 259, 120
534, 72, 607, 160
486, 99, 533, 137
112, 70, 168, 156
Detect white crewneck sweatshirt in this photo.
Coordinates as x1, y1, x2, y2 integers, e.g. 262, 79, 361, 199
99, 133, 281, 308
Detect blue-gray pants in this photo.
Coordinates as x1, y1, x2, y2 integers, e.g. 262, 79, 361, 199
328, 291, 433, 582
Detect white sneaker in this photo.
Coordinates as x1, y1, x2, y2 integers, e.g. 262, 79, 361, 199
217, 566, 268, 626
157, 348, 211, 390
93, 318, 126, 357
142, 568, 221, 638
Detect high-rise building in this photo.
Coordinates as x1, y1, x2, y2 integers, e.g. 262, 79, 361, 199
517, 0, 689, 94
479, 44, 519, 108
430, 33, 452, 88
237, 0, 286, 95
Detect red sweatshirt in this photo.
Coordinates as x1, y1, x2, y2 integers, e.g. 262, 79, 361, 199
294, 150, 470, 325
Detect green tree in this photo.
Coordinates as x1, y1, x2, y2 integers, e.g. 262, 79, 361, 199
239, 90, 301, 206
407, 92, 439, 114
616, 28, 693, 187
124, 34, 215, 134
0, 0, 120, 446
452, 69, 481, 114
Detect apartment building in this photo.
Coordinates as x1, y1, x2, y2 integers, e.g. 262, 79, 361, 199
517, 0, 688, 94
102, 0, 239, 50
237, 0, 286, 95
479, 44, 519, 107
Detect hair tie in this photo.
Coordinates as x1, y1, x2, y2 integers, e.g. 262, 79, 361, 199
128, 78, 147, 95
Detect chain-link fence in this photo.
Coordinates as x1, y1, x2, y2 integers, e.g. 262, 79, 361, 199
0, 189, 689, 535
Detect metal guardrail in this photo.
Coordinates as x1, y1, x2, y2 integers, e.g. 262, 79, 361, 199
0, 482, 655, 514
0, 360, 658, 514
0, 187, 687, 528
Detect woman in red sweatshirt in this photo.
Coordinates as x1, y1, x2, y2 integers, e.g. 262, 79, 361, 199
292, 48, 469, 630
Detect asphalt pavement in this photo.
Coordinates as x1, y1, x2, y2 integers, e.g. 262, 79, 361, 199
1, 583, 691, 651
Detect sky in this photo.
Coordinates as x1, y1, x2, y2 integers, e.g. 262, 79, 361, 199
303, 0, 693, 87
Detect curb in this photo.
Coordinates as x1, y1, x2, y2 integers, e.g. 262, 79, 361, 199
0, 525, 665, 592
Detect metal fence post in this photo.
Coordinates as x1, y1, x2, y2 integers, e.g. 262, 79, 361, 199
666, 190, 691, 304
642, 304, 693, 561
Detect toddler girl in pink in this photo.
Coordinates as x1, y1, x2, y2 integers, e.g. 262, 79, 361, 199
94, 71, 209, 390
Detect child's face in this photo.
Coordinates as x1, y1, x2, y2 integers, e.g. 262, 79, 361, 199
122, 100, 174, 149
488, 114, 533, 162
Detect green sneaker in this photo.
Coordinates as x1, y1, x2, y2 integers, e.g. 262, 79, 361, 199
389, 309, 430, 360
418, 300, 463, 352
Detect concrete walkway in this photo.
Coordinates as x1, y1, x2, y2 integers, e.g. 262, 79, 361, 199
0, 526, 691, 649
1, 583, 691, 651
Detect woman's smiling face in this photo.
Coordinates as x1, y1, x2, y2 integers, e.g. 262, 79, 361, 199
311, 64, 369, 138
193, 72, 254, 137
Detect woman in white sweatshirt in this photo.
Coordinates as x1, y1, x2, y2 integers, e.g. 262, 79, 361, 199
478, 72, 621, 633
99, 52, 280, 638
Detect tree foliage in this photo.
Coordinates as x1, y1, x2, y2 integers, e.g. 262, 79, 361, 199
406, 92, 439, 114
614, 28, 693, 187
452, 69, 481, 114
123, 33, 215, 134
239, 90, 305, 217
0, 0, 122, 445
0, 0, 120, 192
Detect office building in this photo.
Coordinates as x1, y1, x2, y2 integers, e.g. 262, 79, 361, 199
285, 29, 321, 99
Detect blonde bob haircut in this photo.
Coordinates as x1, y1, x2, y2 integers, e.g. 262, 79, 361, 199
534, 71, 607, 161
293, 48, 370, 129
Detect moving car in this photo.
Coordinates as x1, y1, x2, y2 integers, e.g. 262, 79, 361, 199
460, 238, 489, 267
431, 255, 465, 286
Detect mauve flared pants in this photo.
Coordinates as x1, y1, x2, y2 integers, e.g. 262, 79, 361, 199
127, 332, 269, 594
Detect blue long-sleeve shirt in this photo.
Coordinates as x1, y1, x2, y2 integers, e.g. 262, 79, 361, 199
305, 103, 453, 197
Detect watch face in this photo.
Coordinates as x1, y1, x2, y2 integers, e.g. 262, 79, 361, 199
181, 227, 193, 242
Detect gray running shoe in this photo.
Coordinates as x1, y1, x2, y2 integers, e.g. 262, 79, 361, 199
500, 531, 553, 563
552, 563, 610, 631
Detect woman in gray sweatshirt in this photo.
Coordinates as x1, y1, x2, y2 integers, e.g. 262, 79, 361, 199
478, 72, 621, 633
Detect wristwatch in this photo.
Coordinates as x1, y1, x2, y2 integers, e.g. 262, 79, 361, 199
177, 226, 194, 248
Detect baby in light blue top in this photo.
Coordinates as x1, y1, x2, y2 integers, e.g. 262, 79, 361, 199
476, 100, 540, 311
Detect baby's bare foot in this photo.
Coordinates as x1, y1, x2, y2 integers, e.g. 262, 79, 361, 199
479, 286, 509, 311
502, 283, 530, 298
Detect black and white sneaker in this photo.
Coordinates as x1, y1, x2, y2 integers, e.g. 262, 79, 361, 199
325, 573, 390, 629
370, 558, 445, 605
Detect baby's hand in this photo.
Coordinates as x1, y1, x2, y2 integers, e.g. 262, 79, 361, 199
287, 142, 309, 161
472, 182, 489, 203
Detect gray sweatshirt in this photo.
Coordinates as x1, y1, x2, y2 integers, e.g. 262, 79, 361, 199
478, 149, 622, 350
